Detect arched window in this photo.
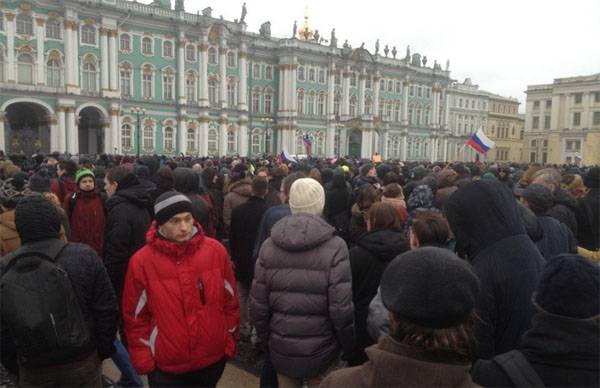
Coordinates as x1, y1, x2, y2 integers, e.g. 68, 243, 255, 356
317, 93, 325, 116
162, 69, 174, 100
307, 91, 315, 116
364, 97, 372, 115
265, 66, 273, 80
252, 89, 260, 112
379, 79, 385, 91
162, 40, 173, 57
295, 130, 304, 155
46, 57, 61, 87
17, 53, 33, 84
297, 90, 304, 115
378, 98, 384, 118
394, 102, 401, 121
264, 90, 273, 114
82, 56, 98, 93
227, 51, 236, 67
142, 65, 153, 99
408, 104, 414, 124
334, 93, 341, 116
16, 13, 33, 35
385, 102, 392, 120
424, 109, 430, 126
81, 25, 96, 45
308, 68, 315, 82
208, 127, 218, 154
297, 66, 305, 81
318, 69, 325, 84
142, 37, 153, 55
349, 95, 357, 116
208, 78, 218, 106
186, 44, 196, 61
387, 80, 393, 92
46, 19, 61, 39
143, 124, 154, 151
120, 63, 132, 97
316, 132, 325, 156
186, 72, 196, 103
227, 128, 236, 154
251, 129, 261, 155
121, 123, 132, 151
416, 106, 422, 125
187, 127, 196, 153
119, 33, 130, 51
163, 126, 174, 153
227, 80, 236, 108
208, 47, 217, 64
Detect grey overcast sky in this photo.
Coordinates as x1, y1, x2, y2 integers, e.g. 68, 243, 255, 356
143, 0, 600, 111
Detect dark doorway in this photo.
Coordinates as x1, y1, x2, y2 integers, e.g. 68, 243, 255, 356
78, 107, 105, 155
348, 129, 362, 157
5, 103, 51, 155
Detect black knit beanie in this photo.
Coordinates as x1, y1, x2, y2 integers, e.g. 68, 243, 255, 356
535, 254, 600, 319
15, 195, 61, 243
28, 168, 52, 193
380, 247, 480, 329
154, 191, 192, 226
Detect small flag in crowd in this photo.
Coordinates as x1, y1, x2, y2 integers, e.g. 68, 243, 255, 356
467, 129, 496, 154
278, 149, 297, 164
303, 134, 313, 156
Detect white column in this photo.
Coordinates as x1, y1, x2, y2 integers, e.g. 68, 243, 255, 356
219, 46, 227, 109
373, 75, 381, 117
6, 13, 16, 82
110, 108, 119, 154
444, 91, 451, 130
178, 112, 187, 155
0, 115, 5, 152
239, 116, 248, 157
443, 137, 448, 162
290, 63, 298, 116
49, 117, 58, 152
326, 67, 335, 157
63, 21, 73, 86
342, 67, 350, 117
36, 18, 45, 85
218, 115, 228, 156
430, 137, 438, 162
402, 134, 408, 161
361, 130, 372, 159
177, 34, 186, 104
108, 30, 118, 91
358, 72, 366, 115
66, 107, 78, 154
199, 42, 209, 108
382, 129, 389, 159
550, 94, 561, 130
238, 44, 248, 111
431, 89, 439, 128
402, 80, 410, 125
100, 29, 110, 91
72, 23, 79, 87
58, 107, 67, 152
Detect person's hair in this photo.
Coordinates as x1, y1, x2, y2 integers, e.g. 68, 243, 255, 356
367, 202, 403, 231
282, 172, 306, 198
106, 165, 132, 184
390, 312, 477, 359
252, 176, 269, 197
383, 183, 403, 199
411, 211, 450, 246
360, 163, 374, 177
531, 168, 561, 191
256, 166, 270, 177
58, 160, 78, 176
357, 185, 381, 211
383, 171, 400, 186
308, 168, 322, 183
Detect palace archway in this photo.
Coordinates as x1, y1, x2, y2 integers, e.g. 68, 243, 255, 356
78, 106, 105, 155
4, 102, 52, 155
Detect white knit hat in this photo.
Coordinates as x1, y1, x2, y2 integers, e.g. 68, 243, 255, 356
289, 178, 325, 216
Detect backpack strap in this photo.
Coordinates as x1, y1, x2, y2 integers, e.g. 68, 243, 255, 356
494, 350, 545, 387
1, 240, 69, 275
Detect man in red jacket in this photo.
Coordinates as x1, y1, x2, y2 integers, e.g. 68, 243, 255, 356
122, 191, 239, 387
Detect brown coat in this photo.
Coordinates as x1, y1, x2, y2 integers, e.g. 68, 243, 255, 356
223, 179, 252, 231
0, 209, 68, 256
320, 335, 479, 388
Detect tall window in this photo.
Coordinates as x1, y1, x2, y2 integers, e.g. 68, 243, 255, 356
365, 76, 372, 89
46, 19, 61, 39
81, 25, 96, 45
394, 102, 401, 121
265, 66, 272, 80
350, 73, 357, 87
308, 68, 315, 82
227, 52, 236, 67
264, 91, 272, 114
16, 13, 33, 35
387, 81, 393, 92
227, 129, 236, 153
142, 66, 153, 99
395, 81, 401, 93
316, 132, 325, 156
334, 94, 341, 116
121, 124, 132, 151
349, 96, 357, 116
335, 72, 341, 85
307, 92, 315, 116
18, 53, 33, 84
120, 66, 131, 97
364, 97, 372, 115
297, 90, 304, 115
163, 70, 174, 100
378, 98, 384, 118
208, 47, 217, 64
295, 131, 304, 155
0, 12, 4, 31
0, 51, 4, 82
142, 37, 153, 55
424, 109, 430, 125
251, 130, 261, 155
163, 126, 174, 152
187, 127, 196, 153
82, 61, 98, 93
252, 91, 260, 113
186, 72, 196, 103
380, 79, 385, 91
186, 44, 196, 61
162, 40, 173, 57
208, 79, 218, 106
317, 93, 325, 116
416, 107, 422, 125
298, 66, 305, 81
208, 128, 218, 154
227, 81, 236, 108
143, 125, 154, 151
46, 58, 61, 87
408, 105, 414, 124
253, 63, 261, 79
119, 33, 130, 51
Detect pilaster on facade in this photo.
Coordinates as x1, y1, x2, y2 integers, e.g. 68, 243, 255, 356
198, 30, 210, 108
372, 73, 381, 117
402, 79, 410, 126
341, 66, 350, 118
5, 13, 16, 82
218, 45, 228, 109
35, 17, 46, 86
238, 42, 249, 112
238, 114, 249, 157
177, 32, 187, 105
178, 110, 187, 155
218, 113, 228, 156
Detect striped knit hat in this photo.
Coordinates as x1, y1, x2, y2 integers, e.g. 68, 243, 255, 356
154, 191, 192, 225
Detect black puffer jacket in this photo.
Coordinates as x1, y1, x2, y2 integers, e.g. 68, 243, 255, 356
0, 239, 118, 374
348, 228, 410, 365
446, 180, 545, 360
547, 188, 578, 237
103, 177, 152, 302
576, 188, 600, 250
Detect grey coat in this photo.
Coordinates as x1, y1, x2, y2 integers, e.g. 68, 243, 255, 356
250, 214, 354, 379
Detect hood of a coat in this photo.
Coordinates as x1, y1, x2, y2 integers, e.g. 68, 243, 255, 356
357, 229, 410, 262
229, 179, 252, 197
553, 187, 578, 210
270, 214, 335, 252
173, 167, 200, 194
106, 185, 153, 212
446, 179, 525, 258
0, 210, 16, 231
145, 220, 205, 258
517, 201, 544, 242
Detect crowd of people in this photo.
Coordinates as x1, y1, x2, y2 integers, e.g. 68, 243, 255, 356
0, 151, 598, 387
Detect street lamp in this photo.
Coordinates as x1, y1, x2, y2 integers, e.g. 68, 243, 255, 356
130, 106, 146, 158
260, 117, 274, 156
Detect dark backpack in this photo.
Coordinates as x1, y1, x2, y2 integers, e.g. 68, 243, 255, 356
0, 241, 93, 368
494, 350, 545, 387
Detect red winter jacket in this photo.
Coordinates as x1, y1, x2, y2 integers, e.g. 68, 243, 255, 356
122, 222, 239, 375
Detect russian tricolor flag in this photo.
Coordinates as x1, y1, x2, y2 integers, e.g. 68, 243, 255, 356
278, 149, 297, 164
468, 129, 496, 154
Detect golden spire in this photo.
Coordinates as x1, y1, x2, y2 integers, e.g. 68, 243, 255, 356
299, 6, 314, 41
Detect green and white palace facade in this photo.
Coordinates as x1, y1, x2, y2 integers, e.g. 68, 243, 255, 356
0, 0, 464, 160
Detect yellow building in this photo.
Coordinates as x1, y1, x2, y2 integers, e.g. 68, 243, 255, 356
523, 73, 600, 165
485, 94, 524, 162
